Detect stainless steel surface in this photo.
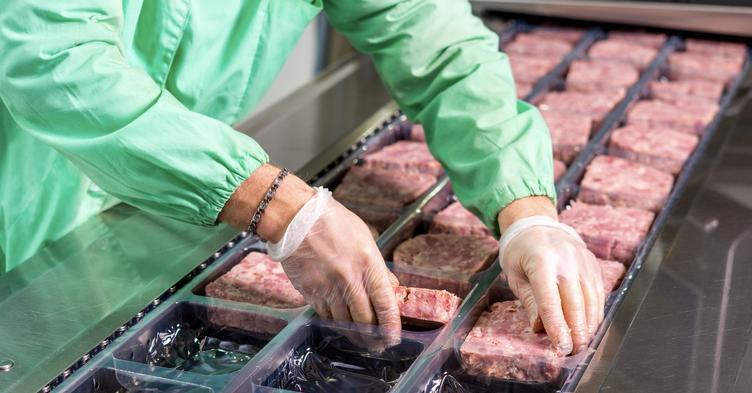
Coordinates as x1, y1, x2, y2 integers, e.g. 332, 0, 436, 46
0, 55, 392, 393
575, 63, 752, 392
0, 360, 13, 372
472, 1, 752, 37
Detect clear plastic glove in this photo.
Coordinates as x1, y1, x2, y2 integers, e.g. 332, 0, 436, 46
500, 216, 605, 355
268, 187, 402, 344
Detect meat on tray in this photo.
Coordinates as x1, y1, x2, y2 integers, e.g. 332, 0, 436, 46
599, 258, 626, 293
393, 234, 499, 275
609, 124, 699, 175
588, 40, 658, 69
554, 159, 567, 182
649, 79, 725, 106
410, 123, 426, 142
627, 99, 718, 135
566, 60, 639, 93
333, 166, 436, 210
394, 286, 462, 325
361, 140, 443, 176
460, 300, 563, 383
429, 202, 491, 237
538, 89, 625, 125
542, 111, 593, 163
668, 52, 744, 85
509, 54, 559, 83
505, 33, 574, 57
579, 155, 674, 212
206, 252, 307, 308
606, 31, 667, 49
685, 38, 747, 62
559, 201, 655, 263
528, 26, 586, 44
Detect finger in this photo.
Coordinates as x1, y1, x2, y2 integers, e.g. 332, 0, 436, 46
580, 276, 600, 336
558, 275, 590, 354
348, 284, 378, 325
509, 277, 539, 329
528, 268, 573, 355
311, 300, 332, 320
367, 267, 402, 345
330, 297, 353, 322
388, 271, 400, 288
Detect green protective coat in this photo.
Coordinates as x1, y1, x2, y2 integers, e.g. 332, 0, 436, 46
0, 0, 555, 272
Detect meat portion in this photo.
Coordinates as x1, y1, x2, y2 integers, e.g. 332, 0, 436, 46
429, 202, 491, 237
528, 26, 586, 44
410, 123, 426, 142
505, 33, 574, 57
668, 52, 744, 85
394, 286, 462, 325
460, 301, 563, 383
566, 60, 639, 92
579, 155, 674, 212
334, 166, 436, 210
542, 111, 593, 163
649, 79, 724, 106
609, 124, 699, 175
539, 89, 625, 125
627, 99, 718, 135
685, 38, 747, 62
607, 31, 667, 49
509, 54, 559, 83
206, 252, 307, 308
559, 201, 655, 263
362, 141, 443, 176
554, 159, 567, 182
393, 234, 499, 275
599, 259, 626, 293
588, 40, 658, 69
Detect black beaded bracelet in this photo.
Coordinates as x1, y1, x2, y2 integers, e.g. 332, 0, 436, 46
247, 168, 289, 236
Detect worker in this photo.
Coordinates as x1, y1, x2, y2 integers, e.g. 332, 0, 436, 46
0, 1, 603, 355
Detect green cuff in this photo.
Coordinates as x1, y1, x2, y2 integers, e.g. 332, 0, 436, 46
474, 178, 557, 238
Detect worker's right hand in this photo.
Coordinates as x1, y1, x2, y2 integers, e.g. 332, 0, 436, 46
268, 187, 402, 343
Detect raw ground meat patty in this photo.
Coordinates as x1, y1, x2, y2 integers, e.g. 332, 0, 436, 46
542, 111, 593, 162
429, 202, 491, 237
554, 159, 567, 181
566, 60, 639, 92
685, 38, 747, 62
609, 124, 699, 175
588, 40, 658, 69
607, 31, 666, 49
668, 52, 744, 85
538, 89, 625, 125
460, 300, 563, 383
410, 123, 426, 142
333, 166, 436, 209
394, 286, 462, 324
206, 252, 307, 308
393, 234, 499, 275
509, 54, 559, 83
504, 33, 573, 57
528, 26, 586, 44
649, 79, 724, 106
579, 155, 674, 212
627, 99, 718, 135
599, 259, 626, 293
559, 201, 655, 263
362, 141, 442, 176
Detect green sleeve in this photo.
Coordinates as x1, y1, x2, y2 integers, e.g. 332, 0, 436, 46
324, 0, 556, 236
0, 0, 268, 226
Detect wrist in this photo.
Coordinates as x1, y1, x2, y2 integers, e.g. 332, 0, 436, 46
497, 196, 557, 233
219, 164, 315, 242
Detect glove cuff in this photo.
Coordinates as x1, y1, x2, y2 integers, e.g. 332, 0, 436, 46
268, 187, 331, 261
498, 215, 584, 259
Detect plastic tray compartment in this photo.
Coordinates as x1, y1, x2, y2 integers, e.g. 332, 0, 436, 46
111, 301, 287, 380
245, 318, 436, 393
61, 367, 214, 393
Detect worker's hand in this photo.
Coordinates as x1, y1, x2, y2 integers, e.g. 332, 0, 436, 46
268, 187, 402, 344
498, 197, 604, 356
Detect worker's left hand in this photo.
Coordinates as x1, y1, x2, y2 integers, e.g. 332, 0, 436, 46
498, 197, 604, 356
